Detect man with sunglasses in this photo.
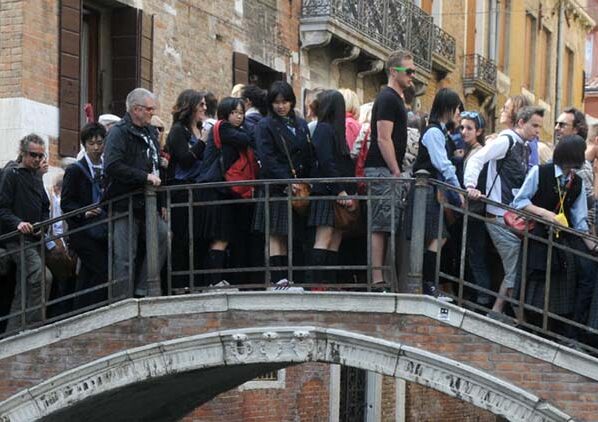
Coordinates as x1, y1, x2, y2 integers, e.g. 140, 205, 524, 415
103, 87, 168, 299
0, 134, 51, 331
555, 107, 588, 143
363, 50, 415, 290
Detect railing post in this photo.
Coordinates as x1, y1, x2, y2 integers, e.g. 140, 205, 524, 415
405, 170, 430, 294
145, 187, 161, 296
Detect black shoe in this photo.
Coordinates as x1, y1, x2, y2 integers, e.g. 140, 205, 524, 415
371, 283, 389, 293
423, 282, 453, 302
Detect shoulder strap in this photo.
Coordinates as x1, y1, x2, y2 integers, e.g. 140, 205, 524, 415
487, 134, 515, 196
213, 120, 223, 149
74, 161, 93, 183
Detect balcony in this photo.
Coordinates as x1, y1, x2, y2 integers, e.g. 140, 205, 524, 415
432, 25, 456, 73
301, 0, 435, 73
463, 53, 498, 98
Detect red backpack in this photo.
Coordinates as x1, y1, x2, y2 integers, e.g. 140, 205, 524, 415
354, 126, 371, 194
213, 120, 259, 199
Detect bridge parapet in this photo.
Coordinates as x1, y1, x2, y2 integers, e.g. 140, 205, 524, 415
0, 293, 597, 420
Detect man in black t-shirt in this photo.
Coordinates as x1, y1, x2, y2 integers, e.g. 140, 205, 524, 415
364, 51, 414, 289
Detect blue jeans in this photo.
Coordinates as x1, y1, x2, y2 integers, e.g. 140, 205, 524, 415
485, 216, 521, 289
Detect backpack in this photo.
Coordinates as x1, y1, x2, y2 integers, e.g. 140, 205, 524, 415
354, 125, 371, 195
213, 120, 259, 199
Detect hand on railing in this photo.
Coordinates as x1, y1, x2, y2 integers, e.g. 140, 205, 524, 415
147, 174, 162, 187
466, 187, 484, 200
17, 221, 34, 235
84, 208, 103, 219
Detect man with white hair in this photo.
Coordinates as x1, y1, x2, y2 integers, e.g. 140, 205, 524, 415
103, 88, 168, 298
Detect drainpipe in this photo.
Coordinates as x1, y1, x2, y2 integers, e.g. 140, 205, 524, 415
554, 0, 565, 134
488, 0, 498, 61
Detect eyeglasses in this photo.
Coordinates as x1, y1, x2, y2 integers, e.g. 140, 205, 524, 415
27, 151, 45, 159
555, 121, 571, 128
136, 104, 156, 112
460, 111, 483, 128
393, 66, 416, 76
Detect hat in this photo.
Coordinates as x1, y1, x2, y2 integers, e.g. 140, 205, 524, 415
98, 114, 121, 127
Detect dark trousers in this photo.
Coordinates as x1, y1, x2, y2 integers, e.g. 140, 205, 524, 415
70, 234, 108, 310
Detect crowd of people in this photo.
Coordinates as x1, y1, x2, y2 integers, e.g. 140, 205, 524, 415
1, 49, 598, 347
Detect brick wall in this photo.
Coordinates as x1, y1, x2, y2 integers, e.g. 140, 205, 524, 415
0, 0, 24, 99
183, 364, 330, 421
406, 382, 498, 422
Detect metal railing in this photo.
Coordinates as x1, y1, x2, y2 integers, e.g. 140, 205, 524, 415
427, 174, 598, 354
301, 0, 434, 71
0, 177, 411, 337
1, 174, 598, 356
432, 25, 456, 66
463, 53, 498, 90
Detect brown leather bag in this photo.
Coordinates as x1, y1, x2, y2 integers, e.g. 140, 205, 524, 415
278, 131, 311, 216
334, 199, 360, 231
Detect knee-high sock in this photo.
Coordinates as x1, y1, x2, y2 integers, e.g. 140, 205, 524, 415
423, 250, 437, 285
205, 249, 227, 285
325, 250, 338, 284
269, 255, 288, 283
308, 248, 327, 284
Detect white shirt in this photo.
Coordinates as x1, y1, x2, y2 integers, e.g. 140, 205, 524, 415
463, 128, 524, 216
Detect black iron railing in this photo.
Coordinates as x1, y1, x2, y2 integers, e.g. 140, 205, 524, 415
464, 53, 498, 89
432, 25, 456, 65
301, 0, 434, 71
2, 175, 598, 356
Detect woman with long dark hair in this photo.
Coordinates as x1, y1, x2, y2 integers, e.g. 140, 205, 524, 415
165, 89, 207, 289
411, 88, 463, 299
307, 90, 355, 284
196, 97, 252, 285
253, 81, 313, 284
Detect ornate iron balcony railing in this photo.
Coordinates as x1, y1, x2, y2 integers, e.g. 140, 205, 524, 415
432, 25, 456, 66
463, 53, 497, 92
302, 0, 434, 72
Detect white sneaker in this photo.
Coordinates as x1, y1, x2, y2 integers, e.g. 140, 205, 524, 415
268, 279, 304, 292
209, 280, 239, 292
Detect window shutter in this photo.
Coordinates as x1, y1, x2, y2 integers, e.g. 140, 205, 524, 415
233, 52, 249, 86
111, 7, 154, 116
139, 12, 154, 91
59, 0, 82, 157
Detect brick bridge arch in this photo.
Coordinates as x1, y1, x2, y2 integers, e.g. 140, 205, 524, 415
0, 293, 597, 421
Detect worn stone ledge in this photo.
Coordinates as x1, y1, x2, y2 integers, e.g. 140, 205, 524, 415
0, 300, 139, 361
0, 292, 596, 385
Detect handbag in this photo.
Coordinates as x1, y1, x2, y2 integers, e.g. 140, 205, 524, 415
503, 210, 536, 235
278, 130, 311, 215
213, 120, 258, 199
334, 199, 360, 231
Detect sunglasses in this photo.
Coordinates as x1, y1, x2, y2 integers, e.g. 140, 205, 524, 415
27, 151, 45, 159
393, 66, 416, 76
460, 111, 483, 129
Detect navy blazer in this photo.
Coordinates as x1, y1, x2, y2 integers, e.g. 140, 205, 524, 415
254, 115, 312, 181
310, 122, 355, 195
61, 158, 99, 229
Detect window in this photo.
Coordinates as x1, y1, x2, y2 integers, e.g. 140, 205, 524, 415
232, 52, 285, 90
563, 47, 574, 106
497, 0, 510, 72
537, 26, 552, 100
59, 0, 154, 157
524, 13, 537, 91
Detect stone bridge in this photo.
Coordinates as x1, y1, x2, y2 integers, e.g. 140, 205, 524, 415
0, 293, 597, 421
